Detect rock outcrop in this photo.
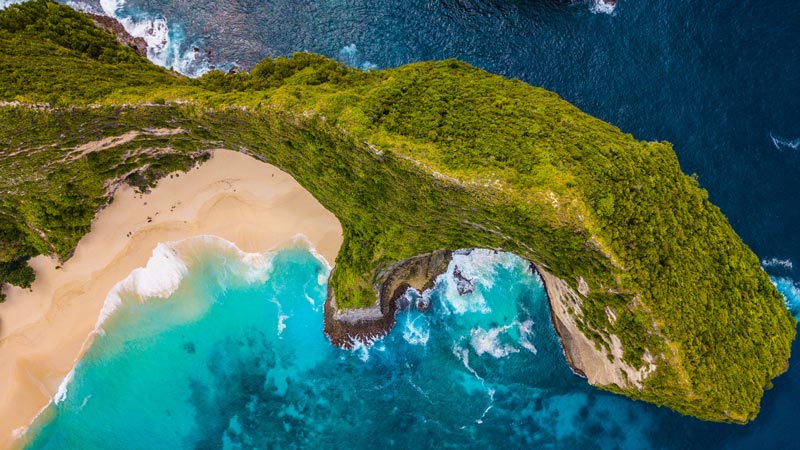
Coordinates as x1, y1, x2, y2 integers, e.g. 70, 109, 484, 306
536, 265, 655, 389
323, 248, 655, 392
324, 250, 452, 347
88, 14, 148, 57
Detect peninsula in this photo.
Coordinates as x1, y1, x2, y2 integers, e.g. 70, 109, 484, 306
0, 0, 794, 432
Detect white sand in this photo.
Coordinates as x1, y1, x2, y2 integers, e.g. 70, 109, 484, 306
0, 150, 343, 448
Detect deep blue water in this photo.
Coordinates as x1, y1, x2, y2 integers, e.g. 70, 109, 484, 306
14, 0, 800, 447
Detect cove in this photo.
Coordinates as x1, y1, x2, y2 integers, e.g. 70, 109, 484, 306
19, 236, 800, 449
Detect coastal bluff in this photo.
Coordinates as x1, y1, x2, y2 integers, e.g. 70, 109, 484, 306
324, 249, 655, 399
0, 0, 795, 426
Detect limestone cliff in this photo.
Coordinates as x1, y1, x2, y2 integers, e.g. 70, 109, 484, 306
88, 14, 148, 58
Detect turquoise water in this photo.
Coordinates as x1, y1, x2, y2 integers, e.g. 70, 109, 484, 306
20, 238, 800, 449
18, 240, 647, 449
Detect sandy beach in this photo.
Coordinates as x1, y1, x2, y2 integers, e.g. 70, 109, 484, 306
0, 150, 343, 448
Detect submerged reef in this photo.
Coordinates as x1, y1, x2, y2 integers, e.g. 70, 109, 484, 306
0, 0, 795, 424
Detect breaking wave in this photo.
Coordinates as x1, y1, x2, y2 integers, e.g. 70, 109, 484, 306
22, 235, 329, 441
770, 133, 800, 151
589, 0, 617, 15
97, 0, 211, 76
773, 276, 800, 319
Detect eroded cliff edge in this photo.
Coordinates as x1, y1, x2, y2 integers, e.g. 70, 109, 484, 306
324, 250, 452, 347
323, 250, 654, 395
535, 265, 655, 388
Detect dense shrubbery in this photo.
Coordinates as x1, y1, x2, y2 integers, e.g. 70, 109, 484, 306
199, 52, 358, 93
0, 0, 794, 424
0, 0, 137, 63
0, 0, 177, 104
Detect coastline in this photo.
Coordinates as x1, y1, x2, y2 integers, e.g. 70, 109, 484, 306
0, 150, 343, 448
322, 248, 631, 391
324, 250, 452, 348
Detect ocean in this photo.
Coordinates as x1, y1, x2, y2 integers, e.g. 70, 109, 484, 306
8, 0, 800, 448
19, 237, 800, 449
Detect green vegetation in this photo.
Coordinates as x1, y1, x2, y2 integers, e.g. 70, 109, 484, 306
0, 0, 180, 104
0, 0, 795, 424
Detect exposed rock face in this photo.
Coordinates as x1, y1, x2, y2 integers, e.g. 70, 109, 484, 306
323, 250, 452, 348
452, 265, 474, 295
323, 249, 654, 391
88, 14, 148, 57
535, 265, 655, 389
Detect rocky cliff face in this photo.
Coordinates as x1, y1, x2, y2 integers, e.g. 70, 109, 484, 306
88, 14, 148, 57
324, 250, 452, 347
535, 266, 656, 390
322, 248, 654, 394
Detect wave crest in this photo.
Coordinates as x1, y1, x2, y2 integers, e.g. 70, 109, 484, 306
772, 276, 800, 319
55, 234, 326, 408
590, 0, 617, 15
770, 133, 800, 151
98, 0, 211, 76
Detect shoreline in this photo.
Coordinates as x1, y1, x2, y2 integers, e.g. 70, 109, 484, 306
0, 146, 614, 447
322, 249, 609, 388
0, 150, 343, 448
323, 250, 452, 348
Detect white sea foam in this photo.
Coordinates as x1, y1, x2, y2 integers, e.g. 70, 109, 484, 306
53, 370, 74, 405
65, 1, 100, 14
349, 339, 373, 362
518, 319, 538, 354
338, 44, 378, 71
451, 250, 519, 289
288, 233, 333, 272
590, 0, 617, 15
452, 343, 482, 381
0, 0, 23, 10
277, 314, 289, 335
270, 298, 289, 336
437, 249, 523, 315
342, 340, 384, 368
469, 325, 519, 358
476, 389, 495, 424
770, 133, 800, 151
402, 312, 430, 346
94, 242, 189, 332
452, 343, 497, 425
49, 234, 320, 409
762, 258, 793, 270
772, 276, 800, 319
98, 0, 210, 76
79, 394, 92, 409
407, 376, 434, 404
347, 335, 387, 362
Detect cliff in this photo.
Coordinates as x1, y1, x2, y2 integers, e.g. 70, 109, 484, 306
0, 0, 795, 424
324, 252, 655, 397
324, 250, 452, 347
88, 13, 148, 58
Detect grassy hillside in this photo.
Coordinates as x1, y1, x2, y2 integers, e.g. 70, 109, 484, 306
0, 0, 795, 424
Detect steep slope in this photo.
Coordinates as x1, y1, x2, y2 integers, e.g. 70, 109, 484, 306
0, 0, 794, 423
